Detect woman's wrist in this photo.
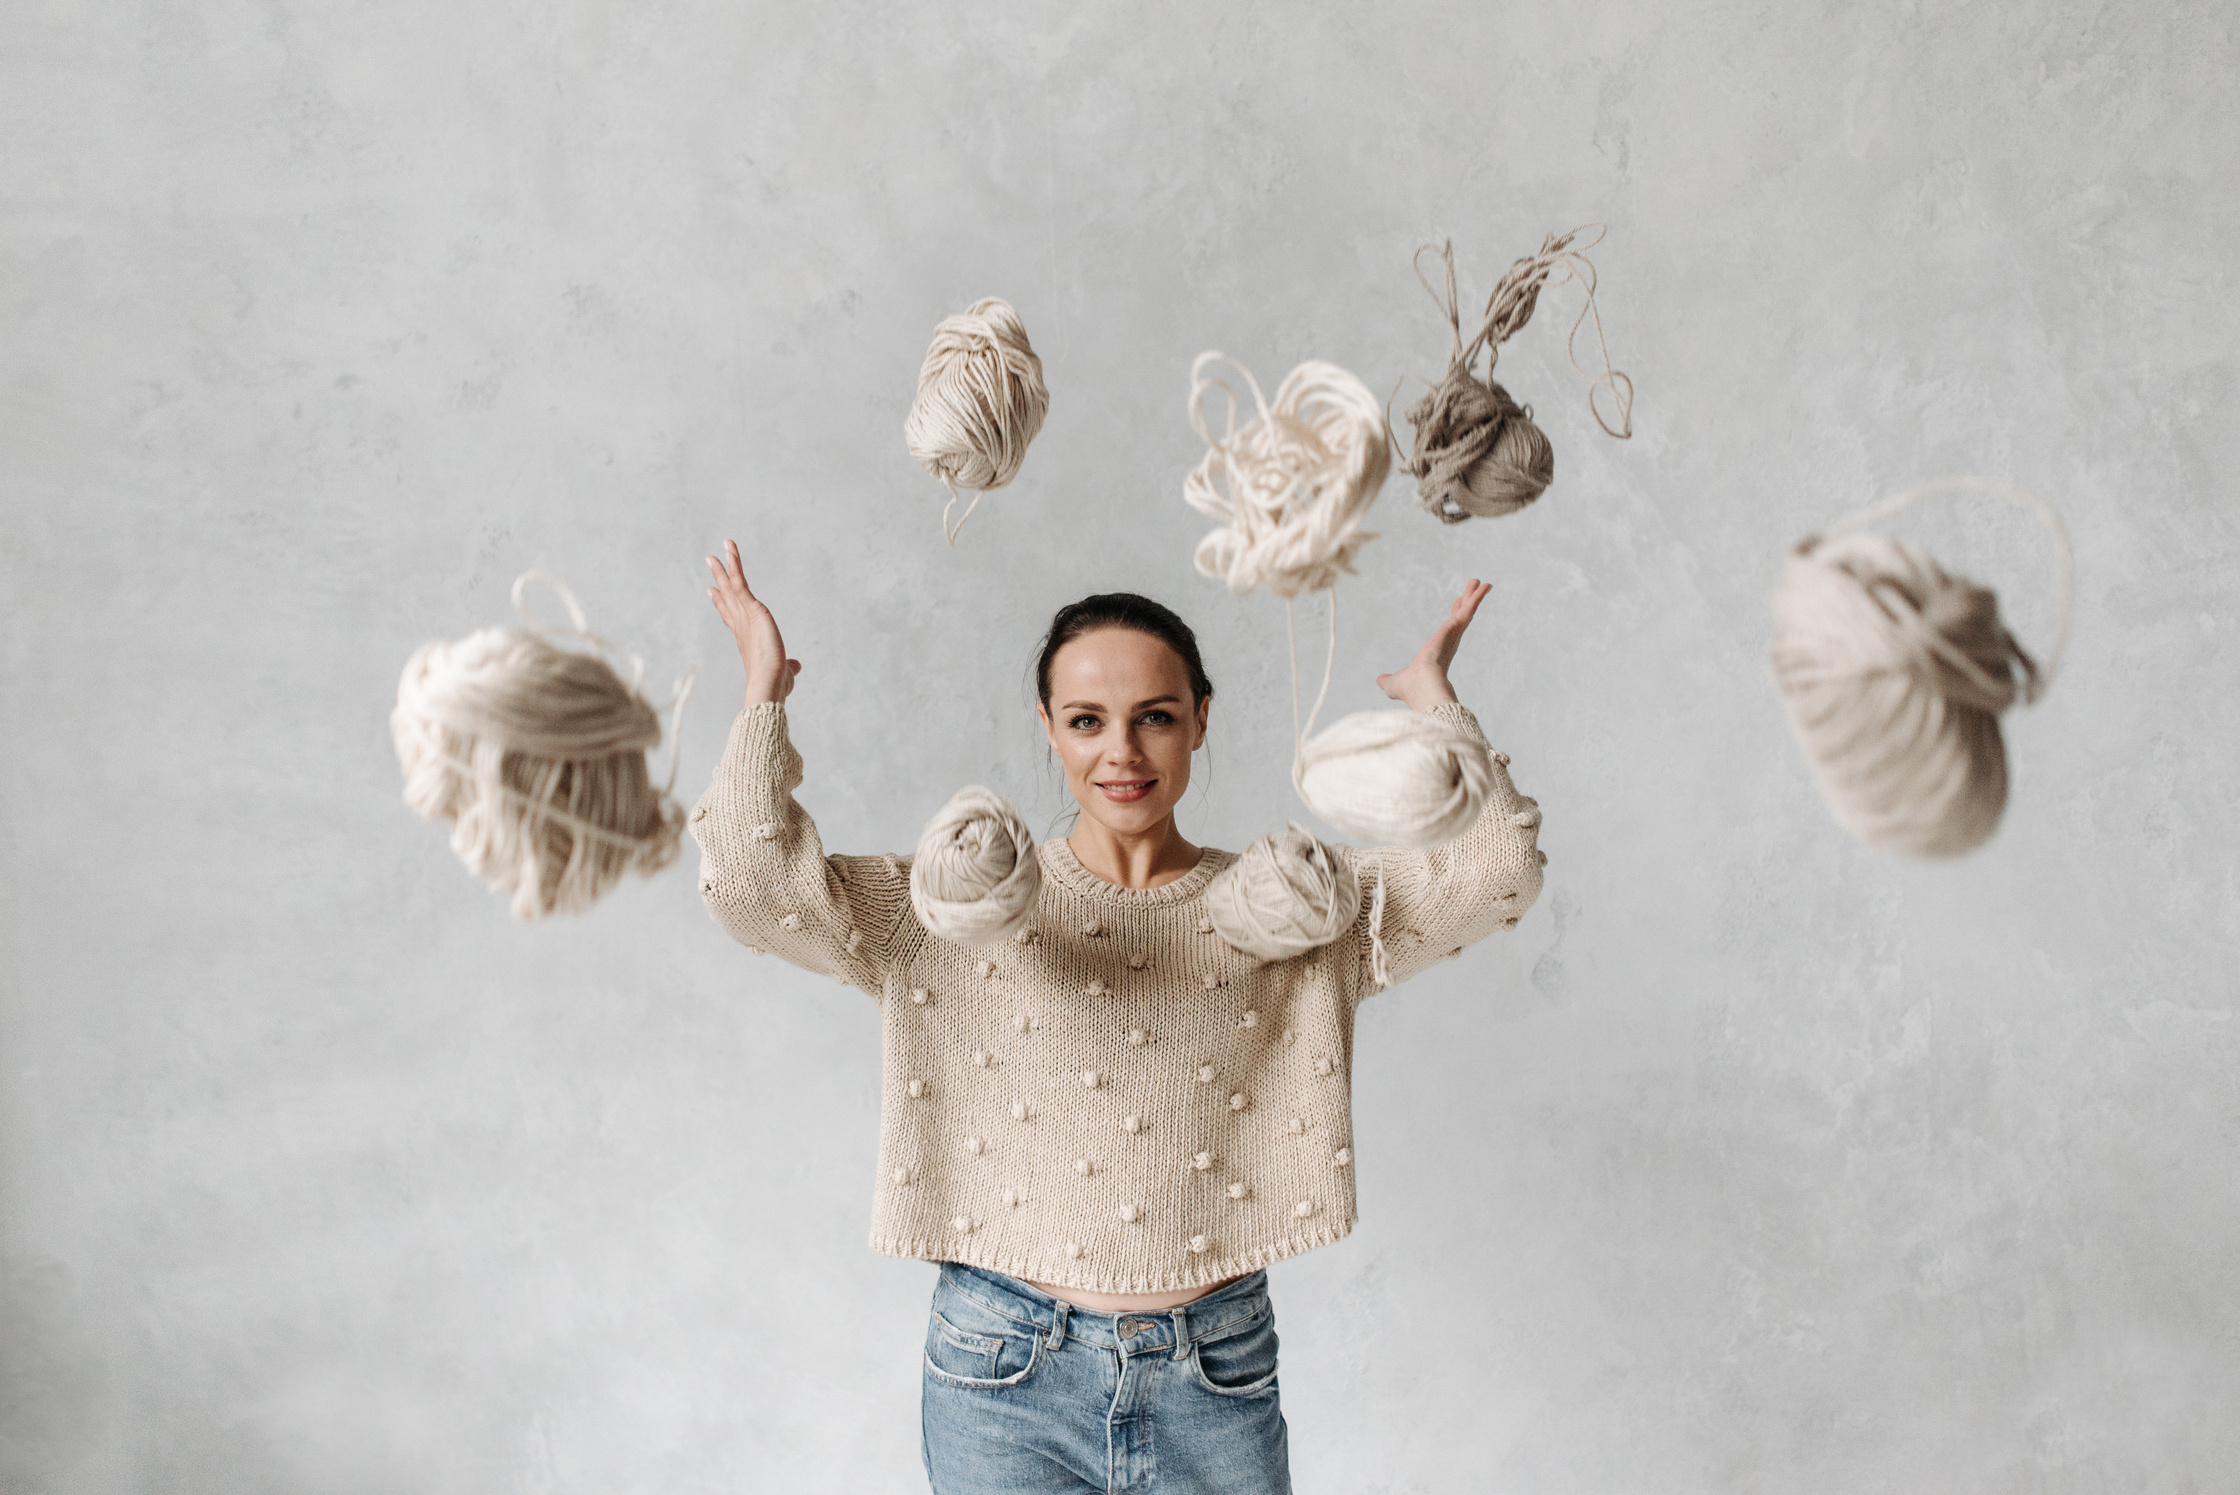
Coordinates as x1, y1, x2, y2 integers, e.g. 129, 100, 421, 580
1402, 673, 1458, 711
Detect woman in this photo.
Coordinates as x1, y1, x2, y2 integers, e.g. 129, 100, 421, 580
696, 540, 1543, 1494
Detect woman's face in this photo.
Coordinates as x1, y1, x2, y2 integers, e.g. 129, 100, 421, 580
1039, 627, 1209, 840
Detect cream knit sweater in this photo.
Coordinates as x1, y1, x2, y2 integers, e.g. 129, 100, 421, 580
692, 701, 1544, 1293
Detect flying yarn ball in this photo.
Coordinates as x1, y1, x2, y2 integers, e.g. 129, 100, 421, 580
1294, 709, 1496, 848
392, 582, 687, 920
1404, 368, 1554, 523
904, 297, 1048, 543
1771, 529, 2044, 858
910, 785, 1043, 945
1183, 353, 1391, 600
1204, 823, 1362, 961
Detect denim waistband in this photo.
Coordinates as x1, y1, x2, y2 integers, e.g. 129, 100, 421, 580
936, 1262, 1271, 1358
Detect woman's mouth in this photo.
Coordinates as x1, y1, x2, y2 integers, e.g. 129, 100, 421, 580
1095, 779, 1155, 804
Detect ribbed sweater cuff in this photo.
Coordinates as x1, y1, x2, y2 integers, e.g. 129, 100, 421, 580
1426, 700, 1489, 748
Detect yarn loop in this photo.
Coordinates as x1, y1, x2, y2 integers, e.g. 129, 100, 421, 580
1398, 226, 1633, 524
391, 573, 694, 920
910, 785, 1043, 945
904, 297, 1049, 545
1771, 479, 2073, 858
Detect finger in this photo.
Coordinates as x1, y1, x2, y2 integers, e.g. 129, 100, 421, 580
724, 539, 753, 594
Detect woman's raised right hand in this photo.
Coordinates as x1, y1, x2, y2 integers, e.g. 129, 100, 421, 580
706, 539, 801, 705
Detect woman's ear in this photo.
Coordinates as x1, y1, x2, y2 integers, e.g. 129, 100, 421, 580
1038, 702, 1057, 750
1193, 695, 1210, 750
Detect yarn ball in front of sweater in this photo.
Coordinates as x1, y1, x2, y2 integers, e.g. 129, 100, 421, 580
1294, 708, 1494, 848
910, 785, 1042, 945
1204, 822, 1362, 960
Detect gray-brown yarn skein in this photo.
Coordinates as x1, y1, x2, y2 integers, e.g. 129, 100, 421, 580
1770, 482, 2071, 858
1401, 227, 1632, 524
392, 574, 690, 919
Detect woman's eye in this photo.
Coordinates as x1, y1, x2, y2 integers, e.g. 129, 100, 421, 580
1069, 715, 1099, 731
1141, 711, 1174, 726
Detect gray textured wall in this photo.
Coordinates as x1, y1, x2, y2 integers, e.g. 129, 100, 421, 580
4, 2, 2236, 1491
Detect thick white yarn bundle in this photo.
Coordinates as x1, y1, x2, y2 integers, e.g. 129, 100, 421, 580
910, 785, 1043, 946
1181, 349, 1495, 966
1293, 703, 1495, 848
1771, 479, 2072, 858
1203, 823, 1362, 962
904, 297, 1049, 545
1184, 352, 1389, 599
392, 573, 694, 919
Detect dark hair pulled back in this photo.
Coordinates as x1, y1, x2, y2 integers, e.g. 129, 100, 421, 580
1034, 593, 1215, 713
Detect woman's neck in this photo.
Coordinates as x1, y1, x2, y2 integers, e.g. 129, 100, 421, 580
1067, 814, 1202, 890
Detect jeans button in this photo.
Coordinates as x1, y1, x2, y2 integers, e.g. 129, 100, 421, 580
1119, 1318, 1148, 1338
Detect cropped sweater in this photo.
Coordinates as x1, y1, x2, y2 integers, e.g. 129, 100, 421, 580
691, 701, 1544, 1294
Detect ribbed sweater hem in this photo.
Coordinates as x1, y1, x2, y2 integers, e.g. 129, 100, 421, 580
868, 1220, 1356, 1294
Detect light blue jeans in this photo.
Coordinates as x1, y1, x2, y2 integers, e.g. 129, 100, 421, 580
921, 1263, 1292, 1494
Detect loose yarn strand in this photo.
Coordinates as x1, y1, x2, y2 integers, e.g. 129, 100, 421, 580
1771, 478, 2074, 858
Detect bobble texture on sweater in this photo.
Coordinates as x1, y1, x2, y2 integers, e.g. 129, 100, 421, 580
692, 702, 1541, 1293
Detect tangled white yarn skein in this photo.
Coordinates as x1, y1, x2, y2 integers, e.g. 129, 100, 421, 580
1771, 479, 2073, 858
1184, 352, 1390, 599
904, 297, 1049, 546
392, 573, 695, 920
910, 785, 1043, 945
1203, 823, 1363, 962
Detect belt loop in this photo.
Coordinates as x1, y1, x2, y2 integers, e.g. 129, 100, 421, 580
1169, 1304, 1191, 1362
1046, 1300, 1071, 1351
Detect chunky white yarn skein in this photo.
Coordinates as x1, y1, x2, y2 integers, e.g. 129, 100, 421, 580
392, 573, 695, 920
905, 297, 1049, 546
910, 785, 1043, 945
1771, 479, 2072, 858
1203, 823, 1362, 961
1293, 705, 1495, 848
1184, 352, 1390, 599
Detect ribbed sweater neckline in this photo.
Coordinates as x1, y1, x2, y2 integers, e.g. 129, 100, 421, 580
1038, 838, 1229, 907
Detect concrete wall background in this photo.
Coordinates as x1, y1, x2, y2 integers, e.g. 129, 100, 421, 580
4, 2, 2236, 1490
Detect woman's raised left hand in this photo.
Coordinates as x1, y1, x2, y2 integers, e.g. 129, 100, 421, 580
1376, 579, 1491, 711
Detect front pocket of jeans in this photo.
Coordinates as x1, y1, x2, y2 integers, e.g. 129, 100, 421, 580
1190, 1307, 1280, 1397
924, 1310, 1041, 1390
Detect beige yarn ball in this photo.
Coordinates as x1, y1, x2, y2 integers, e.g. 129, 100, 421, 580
1294, 708, 1495, 849
1204, 823, 1362, 961
391, 575, 690, 920
910, 785, 1042, 946
904, 297, 1048, 545
1770, 481, 2071, 858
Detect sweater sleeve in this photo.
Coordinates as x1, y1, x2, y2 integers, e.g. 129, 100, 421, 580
688, 703, 916, 998
1340, 701, 1544, 995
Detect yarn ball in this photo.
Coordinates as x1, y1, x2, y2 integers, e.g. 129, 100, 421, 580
1402, 367, 1554, 523
1183, 353, 1391, 600
1771, 529, 2043, 858
910, 785, 1043, 945
392, 624, 684, 920
904, 297, 1048, 543
1294, 709, 1495, 848
1204, 823, 1363, 961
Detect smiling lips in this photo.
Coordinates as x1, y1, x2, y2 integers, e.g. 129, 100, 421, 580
1096, 779, 1156, 804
